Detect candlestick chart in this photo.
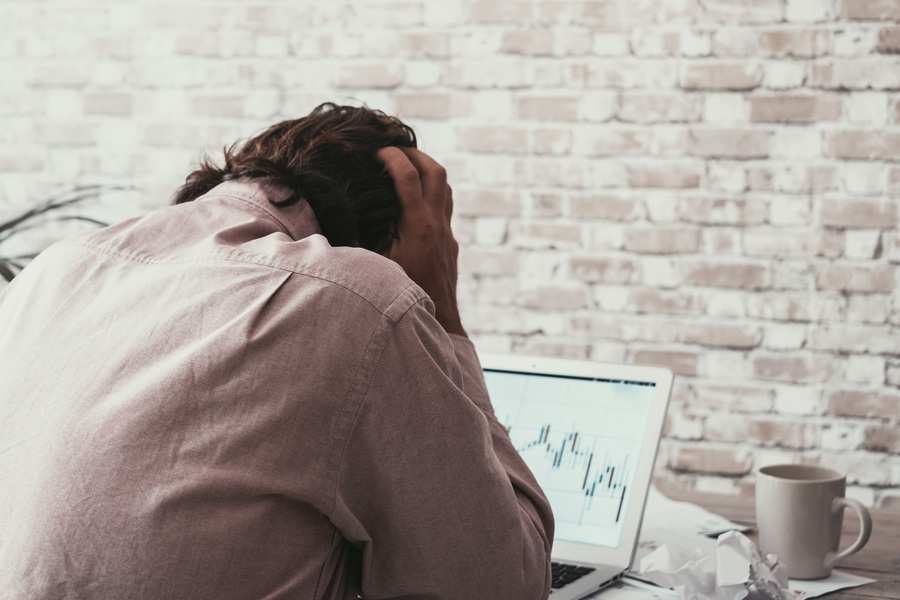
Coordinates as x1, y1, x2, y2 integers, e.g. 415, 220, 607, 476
484, 369, 655, 548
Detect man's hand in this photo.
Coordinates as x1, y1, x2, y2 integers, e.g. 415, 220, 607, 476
376, 147, 466, 338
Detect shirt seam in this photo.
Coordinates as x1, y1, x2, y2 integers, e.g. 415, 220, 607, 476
324, 295, 430, 519
59, 238, 427, 321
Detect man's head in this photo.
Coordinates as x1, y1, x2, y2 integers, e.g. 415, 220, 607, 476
173, 103, 417, 254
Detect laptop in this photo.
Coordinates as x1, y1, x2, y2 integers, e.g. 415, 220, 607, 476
480, 353, 672, 600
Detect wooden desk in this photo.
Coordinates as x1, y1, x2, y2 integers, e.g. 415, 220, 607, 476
659, 488, 900, 599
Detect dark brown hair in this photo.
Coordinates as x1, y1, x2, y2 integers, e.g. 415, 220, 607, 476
172, 102, 417, 254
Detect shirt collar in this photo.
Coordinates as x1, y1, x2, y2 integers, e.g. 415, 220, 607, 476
199, 179, 323, 242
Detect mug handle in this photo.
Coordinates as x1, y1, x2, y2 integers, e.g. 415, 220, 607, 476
824, 497, 873, 569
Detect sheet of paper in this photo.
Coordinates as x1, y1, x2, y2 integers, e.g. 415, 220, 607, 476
583, 577, 682, 599
642, 486, 751, 537
789, 571, 877, 599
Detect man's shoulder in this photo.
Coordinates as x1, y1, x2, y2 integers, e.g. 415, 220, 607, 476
288, 242, 430, 321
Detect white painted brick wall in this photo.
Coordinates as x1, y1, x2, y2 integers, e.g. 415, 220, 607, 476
2, 0, 899, 507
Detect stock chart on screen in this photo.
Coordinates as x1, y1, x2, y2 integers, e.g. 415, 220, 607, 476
484, 369, 655, 548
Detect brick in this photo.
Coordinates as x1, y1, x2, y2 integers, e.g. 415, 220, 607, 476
574, 127, 648, 156
516, 96, 579, 121
682, 62, 763, 90
568, 194, 644, 220
617, 92, 703, 123
821, 198, 899, 229
747, 165, 838, 194
626, 162, 701, 189
569, 314, 623, 338
570, 60, 678, 89
702, 0, 784, 22
624, 226, 702, 254
691, 382, 774, 412
0, 152, 44, 171
743, 229, 843, 258
847, 294, 891, 324
764, 322, 807, 350
513, 158, 589, 188
834, 28, 880, 56
808, 323, 900, 354
749, 94, 842, 123
688, 129, 770, 159
36, 122, 97, 146
335, 64, 404, 89
844, 354, 887, 385
191, 96, 243, 118
531, 128, 572, 155
749, 418, 819, 449
841, 0, 900, 20
787, 0, 836, 22
87, 35, 133, 59
632, 288, 702, 315
765, 29, 831, 56
569, 255, 640, 283
348, 3, 424, 27
824, 452, 898, 487
877, 27, 900, 53
501, 28, 591, 56
475, 305, 567, 336
239, 5, 310, 31
826, 389, 900, 418
84, 91, 137, 116
810, 60, 900, 90
763, 62, 807, 90
518, 337, 591, 359
176, 33, 254, 57
865, 425, 900, 452
683, 259, 769, 289
457, 126, 529, 154
682, 322, 762, 348
664, 413, 704, 440
821, 421, 867, 452
630, 30, 680, 57
394, 92, 470, 119
720, 29, 831, 57
633, 349, 699, 377
669, 444, 753, 475
826, 130, 900, 160
468, 0, 534, 24
842, 162, 890, 195
747, 292, 844, 322
815, 262, 895, 292
454, 189, 522, 217
447, 57, 534, 89
33, 65, 90, 88
526, 193, 564, 218
680, 196, 767, 225
891, 167, 900, 191
458, 248, 519, 276
703, 414, 750, 443
509, 221, 583, 247
502, 29, 554, 55
753, 352, 837, 383
516, 283, 590, 310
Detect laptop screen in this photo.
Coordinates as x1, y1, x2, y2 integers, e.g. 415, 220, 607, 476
483, 368, 657, 550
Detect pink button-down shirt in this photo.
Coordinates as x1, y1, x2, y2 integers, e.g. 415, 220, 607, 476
0, 180, 553, 600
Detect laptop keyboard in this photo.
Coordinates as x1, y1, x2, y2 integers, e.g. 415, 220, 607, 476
550, 561, 595, 589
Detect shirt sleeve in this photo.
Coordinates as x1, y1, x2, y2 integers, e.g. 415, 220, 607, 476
328, 298, 554, 600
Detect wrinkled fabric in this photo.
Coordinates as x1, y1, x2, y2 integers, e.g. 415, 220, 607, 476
0, 180, 554, 600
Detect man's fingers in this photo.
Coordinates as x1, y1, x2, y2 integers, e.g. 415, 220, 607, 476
375, 147, 424, 214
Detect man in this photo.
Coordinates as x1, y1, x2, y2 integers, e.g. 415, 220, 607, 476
0, 103, 554, 599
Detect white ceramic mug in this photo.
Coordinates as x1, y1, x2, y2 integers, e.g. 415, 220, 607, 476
755, 464, 872, 580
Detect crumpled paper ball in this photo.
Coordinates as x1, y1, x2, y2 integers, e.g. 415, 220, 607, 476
638, 530, 791, 600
